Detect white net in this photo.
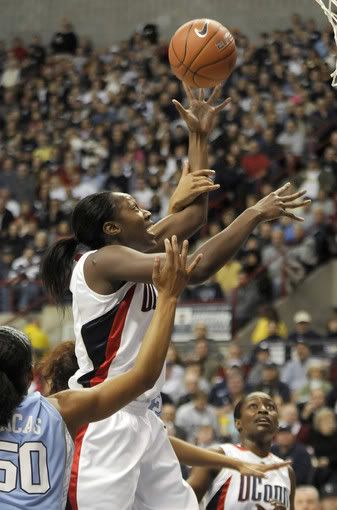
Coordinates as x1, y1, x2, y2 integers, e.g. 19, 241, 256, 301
315, 0, 337, 85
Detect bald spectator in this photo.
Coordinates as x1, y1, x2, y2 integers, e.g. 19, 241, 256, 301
294, 486, 320, 510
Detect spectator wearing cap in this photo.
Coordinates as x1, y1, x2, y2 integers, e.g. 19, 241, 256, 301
288, 311, 322, 355
253, 362, 291, 402
294, 486, 320, 510
271, 424, 313, 485
281, 340, 312, 393
320, 482, 337, 510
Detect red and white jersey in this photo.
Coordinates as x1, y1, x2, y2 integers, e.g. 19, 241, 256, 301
68, 250, 164, 402
200, 444, 291, 510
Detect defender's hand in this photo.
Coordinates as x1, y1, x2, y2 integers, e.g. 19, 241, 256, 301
252, 182, 311, 222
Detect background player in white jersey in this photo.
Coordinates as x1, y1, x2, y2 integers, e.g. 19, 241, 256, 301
41, 85, 309, 510
0, 237, 203, 510
189, 392, 296, 510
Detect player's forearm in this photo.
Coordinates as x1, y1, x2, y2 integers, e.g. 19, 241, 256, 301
170, 437, 242, 470
187, 131, 209, 219
134, 294, 177, 387
190, 207, 262, 283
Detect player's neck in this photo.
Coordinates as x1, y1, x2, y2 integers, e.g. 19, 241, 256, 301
240, 437, 271, 458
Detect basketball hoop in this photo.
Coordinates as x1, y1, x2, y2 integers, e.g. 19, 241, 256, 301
315, 0, 337, 86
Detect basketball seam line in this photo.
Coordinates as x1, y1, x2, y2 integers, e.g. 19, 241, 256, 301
170, 40, 183, 69
182, 22, 194, 64
194, 45, 237, 75
181, 23, 221, 79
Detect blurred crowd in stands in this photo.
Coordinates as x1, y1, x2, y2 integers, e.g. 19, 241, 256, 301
0, 12, 337, 506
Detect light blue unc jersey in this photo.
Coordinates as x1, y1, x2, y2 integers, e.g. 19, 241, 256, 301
0, 392, 73, 510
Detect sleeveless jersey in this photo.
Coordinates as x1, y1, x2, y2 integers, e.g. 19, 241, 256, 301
201, 444, 291, 510
68, 250, 165, 402
0, 392, 73, 510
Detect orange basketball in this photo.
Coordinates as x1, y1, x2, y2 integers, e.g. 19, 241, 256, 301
168, 19, 237, 88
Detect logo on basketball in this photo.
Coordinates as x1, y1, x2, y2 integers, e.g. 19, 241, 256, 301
216, 40, 226, 50
194, 21, 209, 38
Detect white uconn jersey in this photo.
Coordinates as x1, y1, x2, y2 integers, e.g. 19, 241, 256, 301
201, 444, 291, 510
68, 251, 165, 402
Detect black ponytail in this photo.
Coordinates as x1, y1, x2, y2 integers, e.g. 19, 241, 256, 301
41, 192, 118, 305
0, 326, 32, 427
41, 237, 79, 305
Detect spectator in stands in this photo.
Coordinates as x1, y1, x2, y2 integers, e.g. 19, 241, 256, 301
295, 360, 332, 405
184, 338, 223, 383
161, 403, 186, 440
301, 387, 327, 426
0, 247, 14, 311
271, 424, 313, 485
161, 344, 185, 404
50, 18, 78, 55
251, 305, 288, 344
279, 403, 310, 443
9, 244, 42, 311
254, 362, 291, 402
0, 196, 14, 234
281, 340, 312, 393
23, 316, 49, 358
208, 367, 246, 408
233, 268, 261, 328
194, 424, 216, 448
262, 228, 305, 297
176, 371, 201, 407
175, 390, 218, 443
310, 408, 337, 488
288, 311, 322, 354
294, 486, 320, 510
248, 342, 271, 387
311, 207, 337, 264
320, 482, 337, 510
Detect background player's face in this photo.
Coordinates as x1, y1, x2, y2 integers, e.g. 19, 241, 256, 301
236, 393, 279, 440
110, 193, 157, 251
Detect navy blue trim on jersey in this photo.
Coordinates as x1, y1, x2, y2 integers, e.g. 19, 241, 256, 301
77, 303, 120, 387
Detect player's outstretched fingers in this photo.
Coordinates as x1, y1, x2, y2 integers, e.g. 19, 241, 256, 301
152, 256, 161, 283
182, 81, 194, 102
187, 253, 203, 276
180, 239, 189, 269
181, 160, 190, 176
214, 97, 231, 113
172, 99, 188, 119
171, 235, 180, 268
282, 210, 304, 221
198, 88, 205, 101
279, 199, 311, 209
280, 189, 307, 201
207, 83, 222, 104
164, 238, 174, 268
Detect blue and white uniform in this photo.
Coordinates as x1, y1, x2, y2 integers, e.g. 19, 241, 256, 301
0, 392, 73, 510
